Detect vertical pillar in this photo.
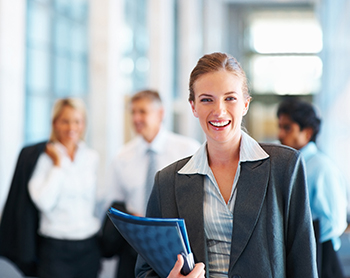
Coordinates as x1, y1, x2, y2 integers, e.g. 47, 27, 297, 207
316, 0, 350, 200
0, 0, 26, 219
176, 0, 204, 140
89, 0, 125, 193
148, 0, 175, 129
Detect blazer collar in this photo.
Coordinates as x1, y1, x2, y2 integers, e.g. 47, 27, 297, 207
175, 173, 208, 267
229, 158, 270, 272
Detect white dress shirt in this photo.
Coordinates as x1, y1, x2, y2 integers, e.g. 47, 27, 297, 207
106, 128, 201, 216
28, 141, 101, 240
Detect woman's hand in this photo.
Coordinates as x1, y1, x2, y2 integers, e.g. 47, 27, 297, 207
167, 254, 205, 278
45, 142, 61, 167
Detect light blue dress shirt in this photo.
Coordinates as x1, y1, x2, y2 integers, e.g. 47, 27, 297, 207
300, 142, 348, 250
178, 131, 269, 277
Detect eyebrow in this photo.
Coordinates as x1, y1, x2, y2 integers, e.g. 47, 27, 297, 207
225, 91, 238, 95
197, 91, 237, 97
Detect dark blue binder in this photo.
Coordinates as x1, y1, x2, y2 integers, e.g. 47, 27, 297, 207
107, 207, 195, 278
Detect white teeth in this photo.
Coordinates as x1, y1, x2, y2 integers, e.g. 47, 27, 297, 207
210, 121, 229, 127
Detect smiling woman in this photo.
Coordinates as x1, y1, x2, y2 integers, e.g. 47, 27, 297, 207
190, 70, 250, 148
0, 98, 102, 278
27, 98, 101, 278
135, 52, 318, 278
48, 99, 87, 163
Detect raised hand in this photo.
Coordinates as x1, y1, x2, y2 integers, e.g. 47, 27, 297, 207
45, 142, 61, 167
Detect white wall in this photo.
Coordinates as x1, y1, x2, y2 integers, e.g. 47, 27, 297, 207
0, 0, 26, 219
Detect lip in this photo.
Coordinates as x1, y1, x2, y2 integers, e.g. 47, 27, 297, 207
65, 131, 78, 137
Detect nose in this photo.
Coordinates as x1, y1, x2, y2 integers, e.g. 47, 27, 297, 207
67, 121, 75, 130
213, 100, 226, 116
132, 112, 142, 123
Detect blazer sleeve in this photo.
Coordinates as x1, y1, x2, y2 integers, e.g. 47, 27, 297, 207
0, 142, 46, 276
284, 151, 318, 277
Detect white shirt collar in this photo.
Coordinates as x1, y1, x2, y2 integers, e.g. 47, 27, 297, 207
178, 130, 269, 175
53, 140, 86, 155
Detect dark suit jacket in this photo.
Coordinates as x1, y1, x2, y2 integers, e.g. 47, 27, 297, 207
135, 143, 318, 278
0, 141, 46, 276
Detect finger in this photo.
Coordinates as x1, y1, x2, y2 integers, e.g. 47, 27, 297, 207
174, 254, 184, 272
45, 143, 55, 153
168, 254, 184, 277
186, 262, 205, 278
45, 143, 61, 166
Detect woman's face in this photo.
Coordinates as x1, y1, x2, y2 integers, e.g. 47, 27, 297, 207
190, 70, 250, 145
53, 106, 85, 147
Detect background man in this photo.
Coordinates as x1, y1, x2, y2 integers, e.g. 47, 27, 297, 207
103, 89, 201, 278
277, 97, 348, 278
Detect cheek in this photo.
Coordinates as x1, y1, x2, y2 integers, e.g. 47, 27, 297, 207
78, 124, 85, 132
54, 124, 65, 133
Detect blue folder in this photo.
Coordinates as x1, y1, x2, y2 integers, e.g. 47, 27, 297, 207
107, 207, 195, 278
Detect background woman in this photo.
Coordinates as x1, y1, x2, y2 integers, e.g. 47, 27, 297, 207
27, 98, 101, 278
135, 52, 318, 278
0, 98, 102, 278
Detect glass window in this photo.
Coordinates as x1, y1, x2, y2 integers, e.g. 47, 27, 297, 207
54, 54, 70, 95
26, 48, 51, 93
27, 1, 51, 44
250, 15, 322, 54
247, 11, 323, 95
121, 0, 149, 94
25, 96, 52, 142
251, 55, 322, 95
25, 0, 88, 144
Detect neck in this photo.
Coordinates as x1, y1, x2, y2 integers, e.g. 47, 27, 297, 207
143, 128, 161, 144
61, 141, 78, 161
207, 136, 241, 167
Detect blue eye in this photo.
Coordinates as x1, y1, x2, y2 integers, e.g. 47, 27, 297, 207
200, 98, 212, 102
226, 97, 236, 101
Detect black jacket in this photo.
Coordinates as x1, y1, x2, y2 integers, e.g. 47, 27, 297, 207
0, 141, 46, 276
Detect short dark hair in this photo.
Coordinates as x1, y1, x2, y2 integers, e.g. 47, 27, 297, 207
277, 97, 321, 142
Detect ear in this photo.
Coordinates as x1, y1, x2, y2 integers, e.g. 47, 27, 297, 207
190, 101, 199, 118
159, 107, 165, 122
303, 127, 314, 142
242, 97, 251, 116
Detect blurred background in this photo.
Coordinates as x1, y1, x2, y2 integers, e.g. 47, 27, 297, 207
1, 0, 350, 237
2, 0, 350, 276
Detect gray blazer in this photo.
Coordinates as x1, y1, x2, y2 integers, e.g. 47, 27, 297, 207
135, 143, 318, 278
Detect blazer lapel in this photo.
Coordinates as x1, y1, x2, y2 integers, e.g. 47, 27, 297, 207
229, 158, 270, 271
175, 173, 207, 265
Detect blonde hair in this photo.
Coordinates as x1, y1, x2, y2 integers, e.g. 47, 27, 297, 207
49, 98, 87, 142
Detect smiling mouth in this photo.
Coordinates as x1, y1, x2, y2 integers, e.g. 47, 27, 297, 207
209, 120, 230, 127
